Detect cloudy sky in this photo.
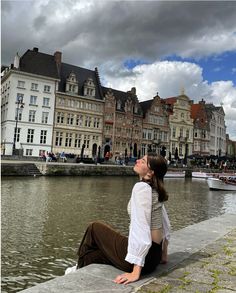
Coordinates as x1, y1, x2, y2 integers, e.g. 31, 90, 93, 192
2, 0, 236, 140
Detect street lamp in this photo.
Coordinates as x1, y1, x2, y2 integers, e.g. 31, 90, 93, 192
12, 95, 24, 155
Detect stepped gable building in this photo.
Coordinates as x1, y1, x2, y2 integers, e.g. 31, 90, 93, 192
191, 99, 210, 156
205, 103, 226, 156
102, 86, 143, 158
140, 93, 169, 157
163, 91, 194, 159
54, 55, 104, 158
1, 48, 60, 156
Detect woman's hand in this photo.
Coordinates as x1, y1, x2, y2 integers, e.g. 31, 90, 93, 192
113, 265, 142, 285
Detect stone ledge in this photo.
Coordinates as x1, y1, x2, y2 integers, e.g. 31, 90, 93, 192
19, 213, 236, 293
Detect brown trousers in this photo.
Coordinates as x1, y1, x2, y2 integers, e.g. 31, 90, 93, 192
77, 221, 162, 275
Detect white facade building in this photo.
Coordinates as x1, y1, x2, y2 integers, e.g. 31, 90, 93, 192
1, 66, 59, 156
207, 105, 226, 156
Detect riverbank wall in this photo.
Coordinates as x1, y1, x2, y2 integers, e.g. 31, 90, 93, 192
19, 213, 236, 293
1, 160, 136, 176
1, 160, 225, 177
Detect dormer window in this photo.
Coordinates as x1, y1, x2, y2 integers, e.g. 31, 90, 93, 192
83, 77, 95, 97
66, 72, 78, 94
117, 100, 121, 110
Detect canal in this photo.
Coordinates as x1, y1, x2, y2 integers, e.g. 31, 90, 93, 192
1, 176, 236, 293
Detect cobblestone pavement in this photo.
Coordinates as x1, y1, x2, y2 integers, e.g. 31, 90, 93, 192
138, 229, 236, 293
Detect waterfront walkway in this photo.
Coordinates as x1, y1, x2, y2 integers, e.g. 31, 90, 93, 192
20, 213, 236, 293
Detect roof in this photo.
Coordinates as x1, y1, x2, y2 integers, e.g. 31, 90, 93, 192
59, 63, 103, 100
139, 100, 152, 115
191, 104, 203, 119
102, 86, 142, 114
18, 48, 103, 100
20, 49, 59, 79
163, 97, 177, 105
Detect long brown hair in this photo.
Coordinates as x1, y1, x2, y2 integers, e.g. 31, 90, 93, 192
144, 152, 168, 202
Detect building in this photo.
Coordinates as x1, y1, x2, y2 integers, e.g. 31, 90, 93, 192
140, 93, 169, 157
205, 104, 226, 156
1, 48, 59, 156
191, 99, 210, 156
164, 91, 194, 159
1, 48, 105, 158
53, 53, 104, 158
226, 134, 235, 158
103, 87, 143, 159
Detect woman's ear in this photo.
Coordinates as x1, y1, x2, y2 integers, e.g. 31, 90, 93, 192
147, 169, 154, 179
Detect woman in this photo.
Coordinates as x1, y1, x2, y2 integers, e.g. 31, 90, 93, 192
66, 153, 170, 284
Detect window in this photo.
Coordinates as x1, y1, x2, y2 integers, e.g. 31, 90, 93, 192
55, 131, 63, 146
173, 127, 176, 138
31, 83, 38, 91
65, 133, 72, 147
16, 93, 24, 102
40, 130, 47, 144
15, 108, 23, 121
14, 128, 21, 142
76, 115, 83, 126
186, 129, 189, 139
85, 116, 91, 127
42, 112, 49, 124
29, 110, 36, 122
44, 85, 51, 93
30, 95, 37, 105
74, 134, 81, 148
57, 112, 64, 124
27, 129, 34, 143
67, 114, 74, 125
84, 135, 90, 148
26, 149, 33, 156
117, 100, 121, 110
43, 97, 50, 107
93, 117, 97, 128
17, 80, 25, 88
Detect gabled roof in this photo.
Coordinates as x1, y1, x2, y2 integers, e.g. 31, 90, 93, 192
18, 48, 104, 100
163, 97, 177, 105
102, 86, 142, 114
191, 104, 202, 119
59, 63, 103, 100
20, 49, 59, 79
139, 100, 152, 116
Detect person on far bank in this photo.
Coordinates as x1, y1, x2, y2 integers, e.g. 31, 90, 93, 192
65, 153, 170, 284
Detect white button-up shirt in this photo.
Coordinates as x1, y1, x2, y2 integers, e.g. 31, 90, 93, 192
125, 181, 170, 267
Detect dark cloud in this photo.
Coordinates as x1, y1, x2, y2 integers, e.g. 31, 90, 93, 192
2, 0, 236, 66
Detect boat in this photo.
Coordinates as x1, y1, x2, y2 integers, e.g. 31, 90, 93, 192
192, 171, 236, 179
207, 176, 236, 191
192, 171, 214, 179
165, 171, 185, 178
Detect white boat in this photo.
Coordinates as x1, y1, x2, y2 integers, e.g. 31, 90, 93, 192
192, 171, 214, 179
192, 171, 236, 179
165, 171, 185, 178
207, 176, 236, 191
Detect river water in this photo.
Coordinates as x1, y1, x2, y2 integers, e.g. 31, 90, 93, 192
1, 176, 236, 292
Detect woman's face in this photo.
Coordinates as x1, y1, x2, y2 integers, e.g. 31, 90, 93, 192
133, 155, 151, 178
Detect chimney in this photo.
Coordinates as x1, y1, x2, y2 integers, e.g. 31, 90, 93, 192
33, 47, 39, 52
54, 51, 62, 65
199, 98, 205, 104
131, 87, 136, 95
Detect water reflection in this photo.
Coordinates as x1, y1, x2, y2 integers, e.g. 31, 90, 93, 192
1, 176, 236, 293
